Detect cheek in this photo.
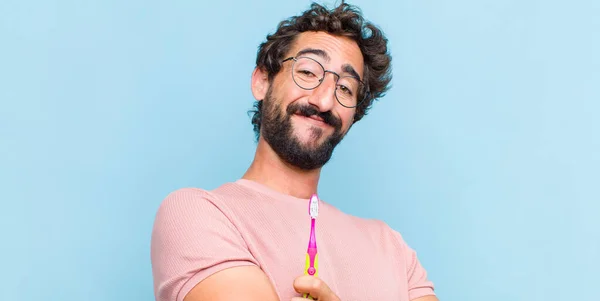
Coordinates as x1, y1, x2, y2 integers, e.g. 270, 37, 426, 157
274, 75, 305, 104
340, 110, 356, 131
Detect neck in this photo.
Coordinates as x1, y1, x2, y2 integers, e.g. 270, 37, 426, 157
242, 137, 321, 199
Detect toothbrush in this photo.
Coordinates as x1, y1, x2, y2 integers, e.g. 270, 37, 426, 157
303, 194, 319, 300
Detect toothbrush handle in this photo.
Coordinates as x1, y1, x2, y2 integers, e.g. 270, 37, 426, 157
303, 247, 318, 299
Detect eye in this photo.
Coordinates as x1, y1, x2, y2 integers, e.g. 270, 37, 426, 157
338, 84, 353, 96
298, 69, 316, 77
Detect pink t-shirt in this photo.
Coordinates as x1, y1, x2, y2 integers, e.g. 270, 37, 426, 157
151, 179, 435, 301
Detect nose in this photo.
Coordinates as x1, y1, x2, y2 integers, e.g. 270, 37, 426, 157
307, 71, 338, 112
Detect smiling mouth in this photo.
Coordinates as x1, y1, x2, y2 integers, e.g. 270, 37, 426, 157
294, 113, 329, 126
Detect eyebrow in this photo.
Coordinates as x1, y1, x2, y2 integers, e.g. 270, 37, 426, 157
295, 48, 363, 81
295, 48, 330, 62
342, 64, 361, 81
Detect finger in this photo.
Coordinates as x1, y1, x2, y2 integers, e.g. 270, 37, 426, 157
291, 297, 311, 301
293, 276, 336, 300
292, 275, 315, 294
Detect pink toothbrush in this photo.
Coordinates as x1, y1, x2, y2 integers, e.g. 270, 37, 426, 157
303, 194, 319, 299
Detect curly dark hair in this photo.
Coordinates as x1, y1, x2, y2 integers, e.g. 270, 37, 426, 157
250, 1, 393, 138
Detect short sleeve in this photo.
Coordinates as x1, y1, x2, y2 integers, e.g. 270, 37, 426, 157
151, 188, 259, 301
393, 230, 436, 300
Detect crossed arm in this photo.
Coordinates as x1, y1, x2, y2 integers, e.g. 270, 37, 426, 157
183, 265, 439, 301
153, 190, 437, 301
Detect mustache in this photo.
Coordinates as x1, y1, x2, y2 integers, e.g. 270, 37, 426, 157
286, 103, 342, 130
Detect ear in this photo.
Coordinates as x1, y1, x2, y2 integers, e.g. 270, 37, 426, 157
251, 67, 270, 101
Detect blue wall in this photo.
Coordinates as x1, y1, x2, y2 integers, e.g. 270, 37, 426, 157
1, 0, 598, 300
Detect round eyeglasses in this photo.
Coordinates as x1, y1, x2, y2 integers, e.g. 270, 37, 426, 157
282, 56, 367, 108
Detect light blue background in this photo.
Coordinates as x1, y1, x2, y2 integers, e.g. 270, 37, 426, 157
1, 0, 598, 300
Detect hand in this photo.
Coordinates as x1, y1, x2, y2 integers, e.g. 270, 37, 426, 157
292, 275, 341, 301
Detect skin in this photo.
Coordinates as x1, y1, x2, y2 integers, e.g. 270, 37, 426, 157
243, 31, 362, 200
183, 31, 439, 301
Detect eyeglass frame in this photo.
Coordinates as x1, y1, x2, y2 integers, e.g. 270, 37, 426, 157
281, 56, 369, 108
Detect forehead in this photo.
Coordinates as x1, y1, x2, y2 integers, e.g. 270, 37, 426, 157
287, 31, 364, 77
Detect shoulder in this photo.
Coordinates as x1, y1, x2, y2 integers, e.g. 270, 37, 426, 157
336, 209, 412, 251
155, 182, 242, 215
155, 187, 212, 217
322, 202, 402, 243
161, 187, 209, 205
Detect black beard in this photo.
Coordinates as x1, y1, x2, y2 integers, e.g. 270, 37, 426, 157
260, 89, 345, 170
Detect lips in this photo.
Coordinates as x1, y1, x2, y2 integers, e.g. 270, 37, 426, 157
294, 113, 328, 126
286, 103, 342, 130
298, 113, 325, 123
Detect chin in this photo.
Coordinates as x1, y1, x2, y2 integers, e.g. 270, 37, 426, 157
293, 128, 327, 146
